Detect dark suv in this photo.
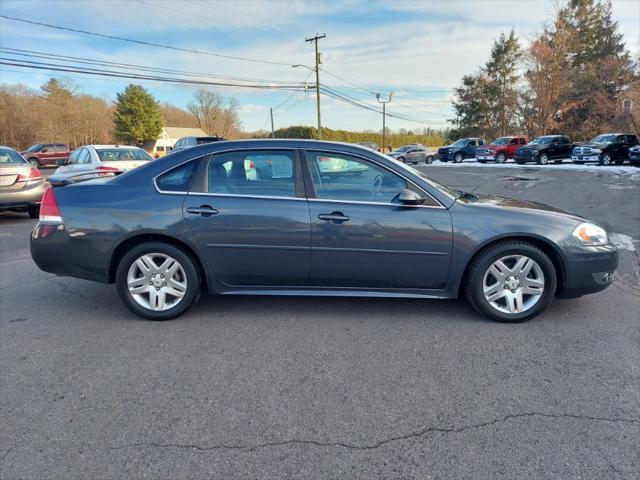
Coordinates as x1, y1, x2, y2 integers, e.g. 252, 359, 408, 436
514, 136, 573, 165
21, 143, 71, 168
572, 133, 639, 166
437, 138, 486, 163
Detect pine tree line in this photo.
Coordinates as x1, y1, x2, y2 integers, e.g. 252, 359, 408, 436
451, 0, 639, 141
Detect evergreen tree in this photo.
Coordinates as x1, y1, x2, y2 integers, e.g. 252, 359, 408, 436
451, 73, 493, 138
113, 84, 163, 144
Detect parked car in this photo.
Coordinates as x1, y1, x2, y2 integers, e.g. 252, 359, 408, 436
21, 143, 71, 168
388, 144, 435, 164
437, 138, 486, 163
171, 136, 224, 153
572, 133, 639, 166
0, 146, 45, 218
476, 136, 528, 163
514, 135, 573, 165
31, 139, 617, 324
54, 145, 154, 175
628, 145, 640, 167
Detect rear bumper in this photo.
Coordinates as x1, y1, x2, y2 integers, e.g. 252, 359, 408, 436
31, 222, 110, 282
0, 182, 45, 210
559, 245, 618, 298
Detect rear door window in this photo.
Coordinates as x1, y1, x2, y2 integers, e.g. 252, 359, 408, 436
206, 150, 297, 198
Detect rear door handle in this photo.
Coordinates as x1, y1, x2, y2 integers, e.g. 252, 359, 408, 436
318, 212, 350, 223
186, 205, 219, 217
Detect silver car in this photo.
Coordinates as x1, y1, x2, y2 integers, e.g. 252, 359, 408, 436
0, 146, 45, 218
55, 145, 154, 175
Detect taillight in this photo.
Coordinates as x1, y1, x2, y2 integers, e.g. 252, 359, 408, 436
96, 165, 120, 176
16, 167, 43, 182
39, 187, 63, 223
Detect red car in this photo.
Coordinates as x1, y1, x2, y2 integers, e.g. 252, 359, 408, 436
21, 143, 71, 168
476, 136, 528, 163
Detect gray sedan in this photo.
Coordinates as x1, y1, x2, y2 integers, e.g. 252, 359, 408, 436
31, 140, 617, 323
0, 146, 45, 218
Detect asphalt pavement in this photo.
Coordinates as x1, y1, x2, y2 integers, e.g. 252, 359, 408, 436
1, 164, 638, 479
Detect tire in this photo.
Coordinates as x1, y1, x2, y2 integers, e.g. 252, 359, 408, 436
464, 240, 557, 323
599, 153, 612, 166
453, 152, 464, 163
426, 156, 434, 164
28, 158, 40, 167
398, 156, 406, 163
495, 152, 507, 164
28, 206, 40, 219
115, 242, 202, 320
537, 153, 549, 165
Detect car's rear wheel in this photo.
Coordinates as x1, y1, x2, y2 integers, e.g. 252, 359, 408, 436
537, 153, 549, 165
454, 152, 464, 163
28, 206, 40, 219
116, 242, 201, 320
465, 241, 556, 323
496, 152, 506, 164
398, 156, 406, 163
28, 158, 40, 167
426, 155, 434, 164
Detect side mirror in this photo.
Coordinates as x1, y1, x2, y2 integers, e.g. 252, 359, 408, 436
397, 188, 425, 206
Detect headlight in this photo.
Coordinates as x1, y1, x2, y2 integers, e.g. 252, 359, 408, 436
572, 222, 608, 245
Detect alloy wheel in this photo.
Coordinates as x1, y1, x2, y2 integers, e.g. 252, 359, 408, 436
127, 253, 187, 311
482, 254, 545, 314
538, 154, 549, 165
601, 154, 611, 166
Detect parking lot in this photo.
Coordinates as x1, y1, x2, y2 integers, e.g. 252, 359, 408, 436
1, 164, 639, 479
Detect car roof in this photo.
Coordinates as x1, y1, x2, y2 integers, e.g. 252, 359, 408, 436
85, 145, 146, 149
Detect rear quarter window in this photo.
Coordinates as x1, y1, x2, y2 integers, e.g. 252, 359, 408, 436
156, 160, 200, 192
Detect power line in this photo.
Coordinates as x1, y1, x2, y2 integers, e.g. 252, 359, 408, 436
0, 14, 293, 67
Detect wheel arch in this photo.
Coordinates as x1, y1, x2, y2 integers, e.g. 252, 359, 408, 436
108, 232, 208, 291
459, 234, 567, 296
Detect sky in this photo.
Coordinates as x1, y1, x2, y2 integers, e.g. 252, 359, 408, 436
0, 0, 638, 133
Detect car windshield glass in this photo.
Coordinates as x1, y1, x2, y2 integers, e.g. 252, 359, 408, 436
27, 144, 44, 152
0, 149, 27, 163
491, 138, 509, 146
590, 134, 616, 143
96, 148, 153, 161
530, 137, 554, 145
451, 139, 467, 146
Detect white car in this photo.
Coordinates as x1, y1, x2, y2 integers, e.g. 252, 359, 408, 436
54, 145, 154, 175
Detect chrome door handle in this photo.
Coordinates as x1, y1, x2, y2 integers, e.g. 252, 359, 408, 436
186, 205, 219, 217
318, 212, 350, 223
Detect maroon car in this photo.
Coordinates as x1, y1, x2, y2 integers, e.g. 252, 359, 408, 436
21, 143, 71, 168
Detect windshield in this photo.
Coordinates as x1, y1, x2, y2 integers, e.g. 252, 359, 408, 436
491, 137, 510, 146
96, 148, 153, 162
0, 149, 27, 164
529, 137, 555, 145
451, 139, 467, 147
27, 144, 44, 152
590, 134, 616, 144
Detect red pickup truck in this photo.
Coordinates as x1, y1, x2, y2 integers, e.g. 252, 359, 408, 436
475, 136, 528, 163
21, 143, 71, 168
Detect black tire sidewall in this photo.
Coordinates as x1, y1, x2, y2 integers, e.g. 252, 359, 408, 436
115, 242, 201, 320
466, 242, 557, 323
454, 153, 463, 163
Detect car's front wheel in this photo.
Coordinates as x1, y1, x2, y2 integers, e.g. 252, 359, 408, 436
495, 152, 507, 164
453, 152, 464, 163
116, 242, 201, 320
537, 153, 549, 165
426, 155, 434, 164
600, 153, 612, 166
28, 158, 40, 168
465, 241, 557, 323
398, 156, 406, 163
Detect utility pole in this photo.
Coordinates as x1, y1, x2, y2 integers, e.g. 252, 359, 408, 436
305, 33, 326, 139
270, 107, 275, 138
376, 92, 395, 152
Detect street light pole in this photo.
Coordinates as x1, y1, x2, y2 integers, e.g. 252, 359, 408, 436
376, 92, 394, 152
305, 33, 326, 139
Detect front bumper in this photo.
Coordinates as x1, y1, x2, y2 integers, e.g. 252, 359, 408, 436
571, 155, 600, 162
0, 181, 45, 211
559, 244, 618, 298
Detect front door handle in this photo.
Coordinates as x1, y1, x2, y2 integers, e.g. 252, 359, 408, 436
186, 205, 219, 217
318, 212, 350, 223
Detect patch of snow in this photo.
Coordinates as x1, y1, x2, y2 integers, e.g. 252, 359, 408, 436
610, 233, 637, 251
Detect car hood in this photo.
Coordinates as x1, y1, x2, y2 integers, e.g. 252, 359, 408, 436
577, 142, 607, 149
461, 193, 583, 221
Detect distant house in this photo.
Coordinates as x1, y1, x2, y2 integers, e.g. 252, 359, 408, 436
613, 87, 639, 135
152, 127, 209, 156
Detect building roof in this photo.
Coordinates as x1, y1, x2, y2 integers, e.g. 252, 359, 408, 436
163, 127, 209, 139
